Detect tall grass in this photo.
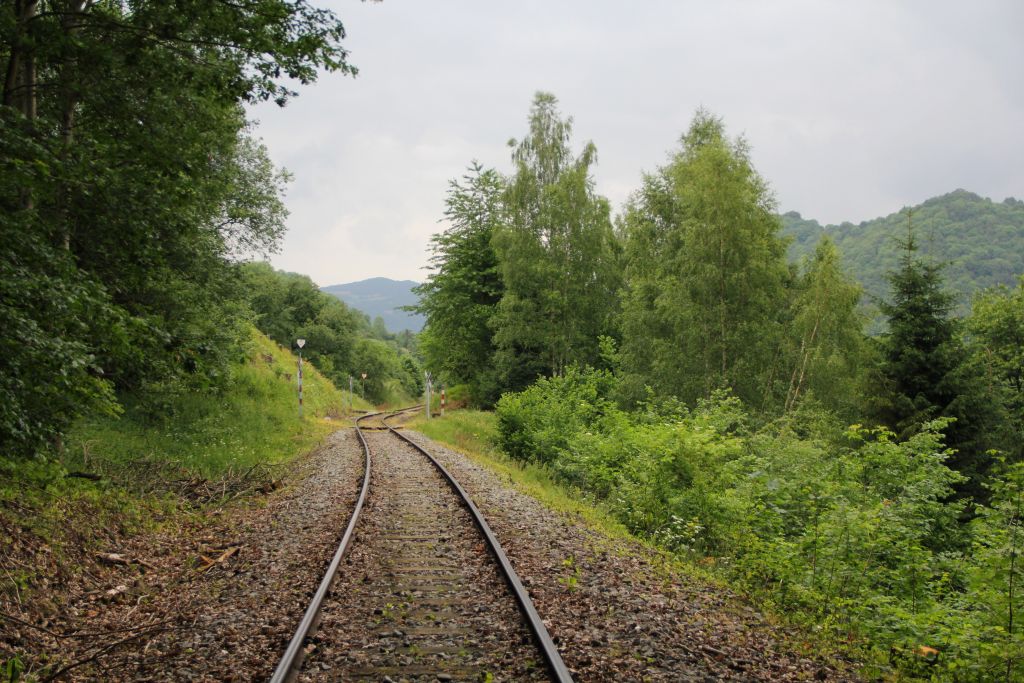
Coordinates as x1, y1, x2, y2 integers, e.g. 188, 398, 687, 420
65, 327, 371, 479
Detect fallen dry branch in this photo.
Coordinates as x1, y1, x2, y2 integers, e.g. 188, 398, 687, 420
195, 545, 241, 572
40, 622, 178, 683
94, 552, 156, 570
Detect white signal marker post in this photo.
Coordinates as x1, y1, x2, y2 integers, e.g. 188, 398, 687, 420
360, 372, 367, 401
424, 371, 432, 419
296, 338, 306, 418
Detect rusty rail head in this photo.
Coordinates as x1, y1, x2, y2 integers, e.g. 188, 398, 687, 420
382, 414, 575, 683
268, 412, 377, 683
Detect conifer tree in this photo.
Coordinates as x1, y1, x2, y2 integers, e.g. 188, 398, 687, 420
876, 214, 998, 499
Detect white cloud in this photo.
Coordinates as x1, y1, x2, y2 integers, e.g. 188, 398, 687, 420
252, 0, 1024, 284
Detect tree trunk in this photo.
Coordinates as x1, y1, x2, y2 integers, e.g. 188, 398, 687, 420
56, 0, 90, 251
2, 0, 39, 118
785, 317, 820, 412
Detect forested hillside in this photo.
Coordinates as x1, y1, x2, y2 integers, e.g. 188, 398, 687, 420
243, 264, 422, 404
416, 92, 1024, 678
782, 190, 1024, 311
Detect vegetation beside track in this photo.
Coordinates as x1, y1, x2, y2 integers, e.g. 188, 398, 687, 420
1, 330, 365, 677
64, 327, 367, 480
408, 411, 637, 552
410, 403, 1024, 681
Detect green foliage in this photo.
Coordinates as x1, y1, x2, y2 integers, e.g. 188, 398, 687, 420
414, 163, 504, 406
494, 365, 1024, 676
964, 461, 1024, 681
415, 93, 620, 403
491, 92, 620, 387
66, 328, 360, 479
1, 0, 355, 457
781, 237, 865, 417
618, 110, 791, 408
781, 190, 1024, 317
411, 409, 631, 540
872, 223, 1000, 499
239, 262, 417, 405
966, 277, 1024, 462
0, 209, 118, 457
495, 365, 617, 466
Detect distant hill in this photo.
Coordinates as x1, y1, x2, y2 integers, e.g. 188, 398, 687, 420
321, 277, 423, 332
781, 190, 1024, 312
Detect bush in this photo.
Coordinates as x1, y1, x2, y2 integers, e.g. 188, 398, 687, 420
495, 366, 1024, 676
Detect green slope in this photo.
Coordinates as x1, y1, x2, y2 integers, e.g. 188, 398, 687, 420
781, 189, 1024, 311
66, 326, 371, 479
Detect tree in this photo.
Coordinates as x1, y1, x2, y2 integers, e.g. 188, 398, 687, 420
1, 0, 354, 452
351, 338, 401, 403
783, 236, 865, 416
874, 217, 999, 499
965, 277, 1024, 462
491, 92, 620, 389
619, 110, 790, 406
413, 163, 505, 406
238, 262, 417, 399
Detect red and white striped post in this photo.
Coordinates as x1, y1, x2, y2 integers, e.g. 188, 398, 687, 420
440, 387, 446, 416
296, 338, 306, 418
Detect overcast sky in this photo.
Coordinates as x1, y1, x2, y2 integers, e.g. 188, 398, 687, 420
250, 0, 1024, 286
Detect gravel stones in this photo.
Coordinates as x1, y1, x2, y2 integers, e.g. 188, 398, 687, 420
300, 430, 549, 682
5, 429, 366, 681
4, 422, 861, 681
400, 430, 861, 682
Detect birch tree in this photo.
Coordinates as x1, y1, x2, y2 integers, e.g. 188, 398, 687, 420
491, 92, 620, 389
620, 110, 789, 406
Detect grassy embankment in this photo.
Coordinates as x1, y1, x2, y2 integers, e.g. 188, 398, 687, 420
65, 327, 370, 479
0, 328, 368, 600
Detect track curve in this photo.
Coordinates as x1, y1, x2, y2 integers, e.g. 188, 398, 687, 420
271, 408, 573, 682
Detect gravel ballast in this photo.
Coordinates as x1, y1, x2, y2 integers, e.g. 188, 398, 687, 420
301, 429, 548, 682
2, 429, 366, 681
401, 429, 860, 682
3, 424, 861, 681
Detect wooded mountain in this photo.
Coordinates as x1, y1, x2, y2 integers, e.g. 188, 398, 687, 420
322, 277, 424, 332
781, 190, 1024, 311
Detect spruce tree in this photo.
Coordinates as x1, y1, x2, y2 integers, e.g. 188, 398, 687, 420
877, 214, 996, 500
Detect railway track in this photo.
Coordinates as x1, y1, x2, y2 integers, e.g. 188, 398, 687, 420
270, 408, 573, 682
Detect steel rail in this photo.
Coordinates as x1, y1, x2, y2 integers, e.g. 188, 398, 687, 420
268, 411, 378, 683
382, 413, 576, 683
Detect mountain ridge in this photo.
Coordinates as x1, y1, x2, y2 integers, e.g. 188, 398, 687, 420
321, 277, 423, 332
781, 189, 1024, 311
